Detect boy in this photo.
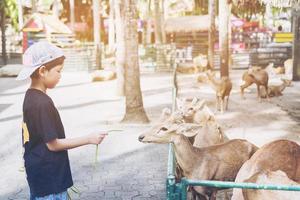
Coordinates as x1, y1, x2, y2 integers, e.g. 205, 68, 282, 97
17, 41, 107, 200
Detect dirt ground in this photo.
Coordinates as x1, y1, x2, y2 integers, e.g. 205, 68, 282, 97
177, 70, 300, 147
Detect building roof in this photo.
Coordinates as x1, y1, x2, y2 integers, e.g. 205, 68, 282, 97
165, 15, 212, 33
22, 13, 72, 34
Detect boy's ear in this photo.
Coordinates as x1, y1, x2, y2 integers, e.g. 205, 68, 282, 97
38, 66, 47, 77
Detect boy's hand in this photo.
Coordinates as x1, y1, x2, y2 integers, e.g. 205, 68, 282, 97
88, 132, 108, 145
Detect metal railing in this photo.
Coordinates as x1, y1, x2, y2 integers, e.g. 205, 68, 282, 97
166, 145, 300, 199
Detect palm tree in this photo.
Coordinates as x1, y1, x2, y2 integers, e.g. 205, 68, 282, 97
93, 0, 102, 69
208, 0, 216, 69
0, 0, 17, 66
219, 0, 230, 77
0, 2, 7, 66
121, 0, 149, 123
108, 0, 116, 53
69, 0, 75, 30
115, 0, 125, 96
154, 0, 162, 44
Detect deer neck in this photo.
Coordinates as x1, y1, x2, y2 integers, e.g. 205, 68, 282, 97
172, 134, 202, 175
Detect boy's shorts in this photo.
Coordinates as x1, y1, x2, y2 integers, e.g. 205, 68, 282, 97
30, 191, 68, 200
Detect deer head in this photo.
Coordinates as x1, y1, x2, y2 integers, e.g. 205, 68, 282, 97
176, 97, 206, 123
138, 123, 201, 144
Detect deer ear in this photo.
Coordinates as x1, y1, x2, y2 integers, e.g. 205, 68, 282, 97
177, 124, 199, 137
191, 97, 199, 106
194, 99, 206, 111
203, 106, 215, 121
159, 108, 171, 122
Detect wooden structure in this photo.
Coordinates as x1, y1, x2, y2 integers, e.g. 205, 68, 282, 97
165, 15, 214, 57
22, 13, 74, 51
164, 15, 251, 69
22, 13, 98, 71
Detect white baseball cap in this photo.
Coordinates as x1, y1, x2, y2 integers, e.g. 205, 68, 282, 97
16, 41, 65, 80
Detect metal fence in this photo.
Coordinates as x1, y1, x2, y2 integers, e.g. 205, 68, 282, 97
166, 144, 300, 200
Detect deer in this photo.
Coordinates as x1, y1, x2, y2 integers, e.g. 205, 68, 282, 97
138, 126, 258, 200
231, 140, 300, 200
281, 78, 292, 87
205, 71, 232, 113
176, 98, 210, 124
152, 107, 228, 189
260, 80, 289, 98
240, 67, 269, 101
242, 170, 300, 200
193, 54, 208, 72
156, 107, 228, 148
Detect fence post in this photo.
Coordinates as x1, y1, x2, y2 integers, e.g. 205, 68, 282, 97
180, 178, 188, 200
167, 144, 177, 199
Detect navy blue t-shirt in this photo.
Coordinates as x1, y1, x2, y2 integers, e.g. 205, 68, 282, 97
22, 88, 73, 197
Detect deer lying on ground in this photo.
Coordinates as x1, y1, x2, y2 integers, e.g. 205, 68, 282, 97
260, 80, 289, 98
206, 71, 232, 113
281, 78, 293, 87
231, 140, 300, 200
242, 170, 300, 200
138, 127, 258, 200
240, 67, 269, 101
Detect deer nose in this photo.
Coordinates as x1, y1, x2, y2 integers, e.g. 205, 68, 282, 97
138, 135, 145, 142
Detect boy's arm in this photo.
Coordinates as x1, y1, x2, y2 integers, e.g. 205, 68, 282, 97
46, 133, 107, 152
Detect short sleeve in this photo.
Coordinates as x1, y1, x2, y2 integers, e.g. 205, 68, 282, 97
38, 101, 59, 143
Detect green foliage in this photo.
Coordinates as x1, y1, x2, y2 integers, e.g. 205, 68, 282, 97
232, 1, 266, 21
0, 0, 18, 30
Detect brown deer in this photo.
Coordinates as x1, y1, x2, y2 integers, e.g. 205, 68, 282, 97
240, 68, 269, 101
260, 81, 289, 98
138, 128, 257, 200
242, 170, 300, 200
176, 98, 208, 124
155, 107, 228, 148
231, 140, 300, 200
206, 71, 232, 113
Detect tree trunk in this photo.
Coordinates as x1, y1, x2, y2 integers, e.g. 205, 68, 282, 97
219, 0, 230, 77
1, 5, 7, 66
144, 0, 152, 44
228, 3, 232, 69
208, 0, 215, 69
69, 0, 75, 30
145, 18, 152, 44
108, 0, 116, 53
154, 0, 162, 44
93, 0, 102, 69
121, 0, 149, 123
17, 0, 23, 30
115, 0, 125, 96
31, 0, 37, 13
154, 0, 167, 71
161, 0, 166, 43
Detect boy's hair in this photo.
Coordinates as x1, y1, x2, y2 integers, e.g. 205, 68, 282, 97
30, 56, 65, 79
